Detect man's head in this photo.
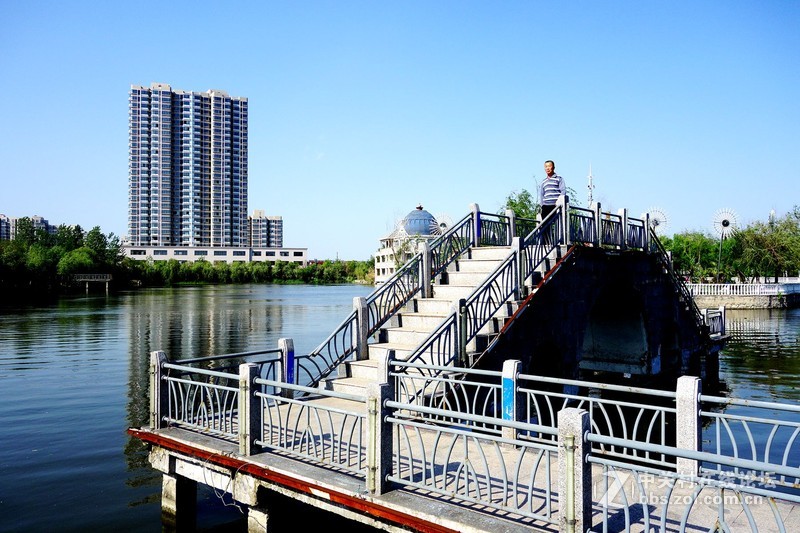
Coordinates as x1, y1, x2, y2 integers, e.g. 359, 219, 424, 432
544, 160, 555, 177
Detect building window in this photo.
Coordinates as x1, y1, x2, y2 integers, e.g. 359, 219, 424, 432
131, 249, 146, 256
232, 250, 246, 256
293, 251, 303, 257
154, 250, 168, 256
252, 251, 262, 256
280, 251, 289, 257
174, 250, 188, 256
194, 250, 208, 256
214, 250, 227, 256
265, 251, 275, 256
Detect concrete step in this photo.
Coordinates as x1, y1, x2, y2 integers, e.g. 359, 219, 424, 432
345, 358, 380, 380
467, 246, 512, 261
368, 342, 415, 361
432, 284, 479, 301
414, 298, 458, 315
450, 258, 504, 273
445, 270, 497, 286
321, 376, 371, 396
382, 327, 437, 346
398, 312, 452, 329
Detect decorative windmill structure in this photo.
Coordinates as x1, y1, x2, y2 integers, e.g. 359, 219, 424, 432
713, 208, 738, 282
647, 207, 669, 236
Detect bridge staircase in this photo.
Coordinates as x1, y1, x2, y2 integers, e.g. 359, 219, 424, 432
301, 197, 723, 402
321, 245, 539, 396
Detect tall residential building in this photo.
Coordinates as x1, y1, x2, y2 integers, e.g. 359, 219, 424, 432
249, 210, 283, 248
128, 83, 248, 247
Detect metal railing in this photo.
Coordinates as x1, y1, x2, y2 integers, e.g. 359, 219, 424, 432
688, 283, 800, 296
148, 351, 800, 530
650, 228, 706, 328
430, 213, 472, 278
700, 394, 800, 489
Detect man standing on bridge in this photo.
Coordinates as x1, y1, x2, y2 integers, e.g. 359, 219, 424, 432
539, 159, 566, 220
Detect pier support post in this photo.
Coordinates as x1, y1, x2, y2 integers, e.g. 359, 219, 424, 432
643, 213, 651, 252
150, 351, 168, 429
558, 408, 590, 533
501, 359, 521, 442
353, 297, 369, 361
279, 338, 295, 398
161, 473, 197, 532
676, 376, 702, 477
240, 363, 262, 456
247, 505, 270, 532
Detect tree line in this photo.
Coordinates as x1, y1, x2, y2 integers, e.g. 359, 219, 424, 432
0, 217, 374, 296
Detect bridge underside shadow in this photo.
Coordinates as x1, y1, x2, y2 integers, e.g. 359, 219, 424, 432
479, 246, 714, 390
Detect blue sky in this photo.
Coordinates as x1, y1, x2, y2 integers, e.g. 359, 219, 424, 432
1, 1, 798, 260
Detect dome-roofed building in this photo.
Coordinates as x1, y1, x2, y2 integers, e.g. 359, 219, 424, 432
374, 205, 446, 285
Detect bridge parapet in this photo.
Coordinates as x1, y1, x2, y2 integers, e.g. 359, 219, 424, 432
139, 348, 800, 531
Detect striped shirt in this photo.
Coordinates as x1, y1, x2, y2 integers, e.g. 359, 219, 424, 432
539, 174, 566, 206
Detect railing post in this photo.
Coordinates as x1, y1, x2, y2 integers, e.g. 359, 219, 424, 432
591, 202, 601, 247
239, 363, 261, 456
558, 408, 590, 533
618, 208, 628, 250
512, 236, 525, 298
470, 203, 480, 248
279, 337, 295, 399
420, 241, 432, 298
505, 208, 517, 243
455, 299, 467, 367
558, 194, 570, 247
719, 305, 726, 335
150, 351, 168, 429
676, 376, 702, 477
353, 297, 369, 361
643, 213, 651, 253
367, 350, 395, 495
501, 359, 521, 442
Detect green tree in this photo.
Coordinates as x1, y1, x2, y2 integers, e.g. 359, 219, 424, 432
501, 189, 538, 219
57, 247, 96, 276
732, 211, 800, 282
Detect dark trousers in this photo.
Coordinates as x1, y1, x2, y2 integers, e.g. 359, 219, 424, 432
540, 204, 557, 246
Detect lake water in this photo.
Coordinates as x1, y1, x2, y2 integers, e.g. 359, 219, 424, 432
0, 286, 798, 531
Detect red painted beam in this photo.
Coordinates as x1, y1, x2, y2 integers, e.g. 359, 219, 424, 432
128, 428, 459, 533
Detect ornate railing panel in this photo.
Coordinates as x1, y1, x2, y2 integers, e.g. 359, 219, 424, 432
254, 378, 367, 476
600, 213, 623, 247
366, 253, 421, 336
478, 212, 511, 246
700, 395, 800, 489
626, 216, 646, 249
569, 207, 596, 244
518, 373, 677, 468
520, 207, 563, 283
386, 400, 559, 524
463, 253, 518, 342
298, 310, 358, 389
403, 315, 459, 369
515, 217, 538, 240
161, 363, 240, 440
430, 213, 473, 278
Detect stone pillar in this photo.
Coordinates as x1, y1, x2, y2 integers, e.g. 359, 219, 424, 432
558, 195, 570, 247
618, 208, 628, 250
591, 202, 601, 247
161, 473, 197, 532
366, 382, 393, 495
239, 363, 262, 455
420, 241, 432, 298
470, 203, 481, 247
501, 359, 521, 442
150, 351, 168, 429
676, 376, 701, 477
353, 297, 369, 360
558, 408, 591, 533
279, 338, 294, 398
505, 208, 517, 243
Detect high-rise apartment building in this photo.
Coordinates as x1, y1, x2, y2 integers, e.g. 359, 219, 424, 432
128, 83, 248, 247
249, 210, 284, 248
